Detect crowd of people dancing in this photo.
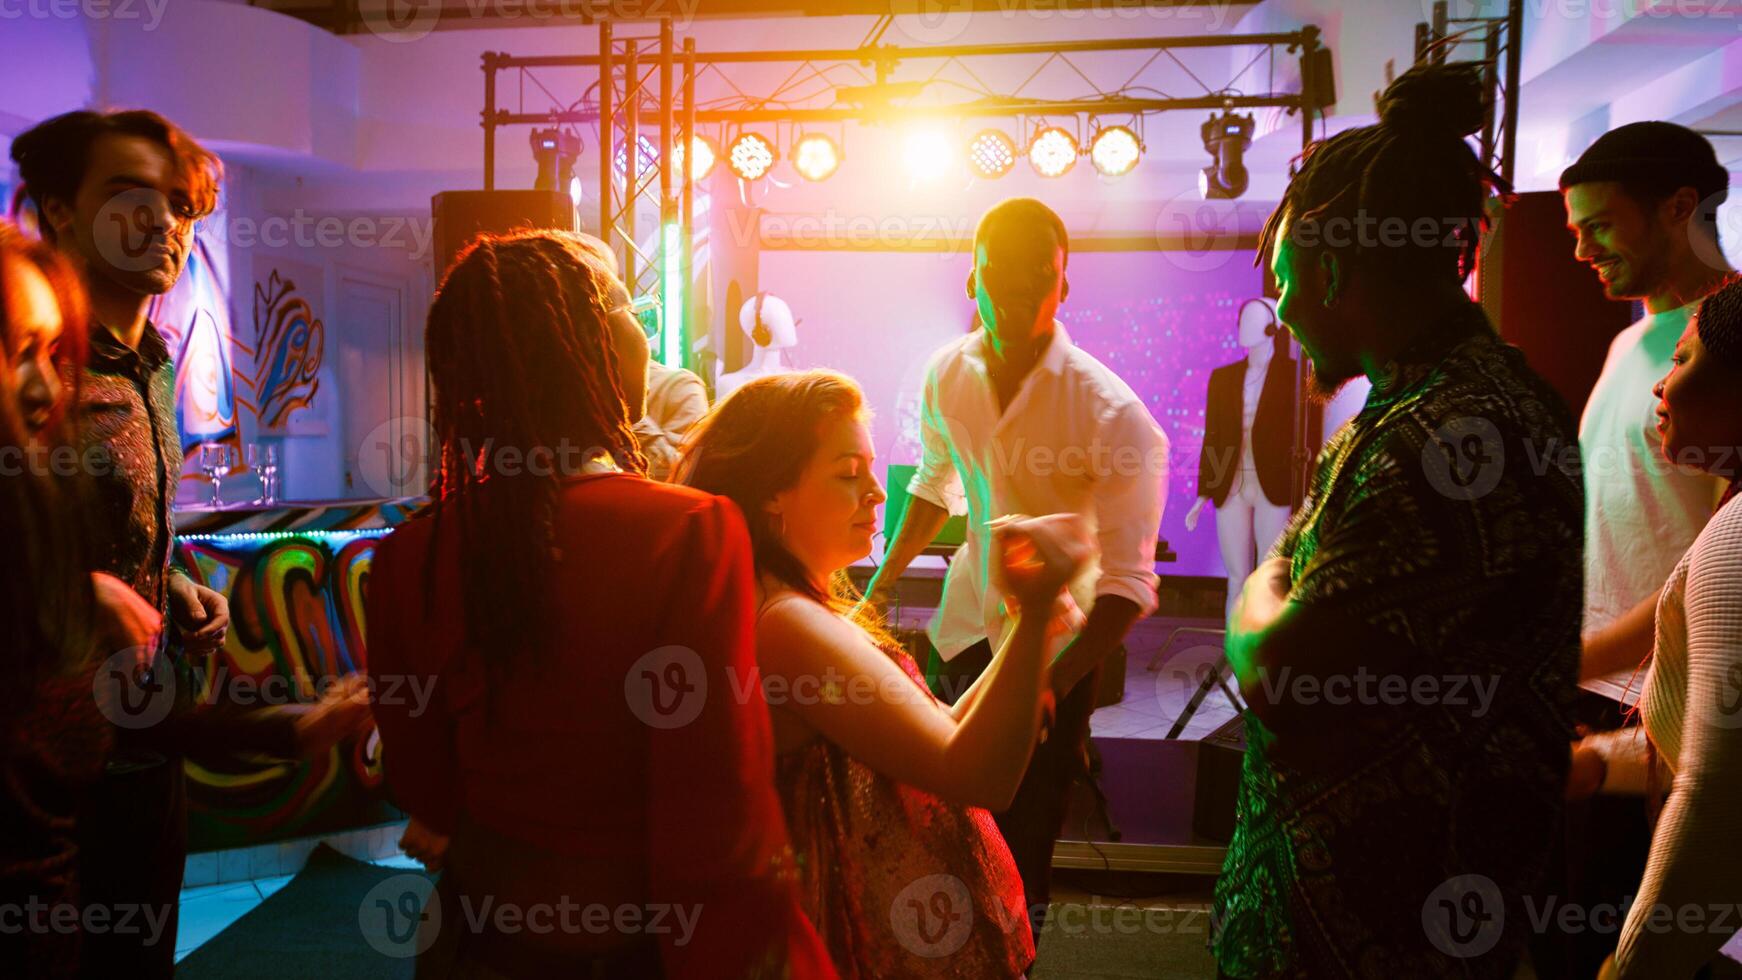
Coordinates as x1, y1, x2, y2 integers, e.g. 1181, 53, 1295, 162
1, 61, 1739, 979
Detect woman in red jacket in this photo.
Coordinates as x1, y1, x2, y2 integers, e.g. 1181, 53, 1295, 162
367, 230, 835, 979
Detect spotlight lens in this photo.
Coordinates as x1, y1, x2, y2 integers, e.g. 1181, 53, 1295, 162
688, 136, 717, 182
903, 128, 954, 181
1089, 126, 1141, 177
1028, 127, 1078, 178
967, 130, 1017, 179
728, 133, 776, 181
614, 134, 658, 181
793, 134, 841, 181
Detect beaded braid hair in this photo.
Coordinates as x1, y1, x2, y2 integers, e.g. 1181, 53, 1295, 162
1258, 62, 1510, 287
423, 229, 647, 662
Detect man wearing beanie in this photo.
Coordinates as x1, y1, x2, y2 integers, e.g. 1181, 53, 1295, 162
1556, 121, 1732, 978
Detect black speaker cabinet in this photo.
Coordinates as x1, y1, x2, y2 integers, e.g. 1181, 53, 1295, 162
431, 190, 576, 282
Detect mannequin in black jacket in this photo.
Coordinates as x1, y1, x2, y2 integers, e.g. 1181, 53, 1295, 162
1186, 298, 1295, 624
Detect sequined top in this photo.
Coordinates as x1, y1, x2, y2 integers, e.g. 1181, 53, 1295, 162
764, 595, 1034, 979
1213, 319, 1582, 979
74, 323, 182, 618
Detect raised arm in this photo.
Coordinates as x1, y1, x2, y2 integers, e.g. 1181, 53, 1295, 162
761, 514, 1092, 812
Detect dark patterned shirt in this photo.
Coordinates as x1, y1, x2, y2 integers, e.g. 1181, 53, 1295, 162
75, 322, 182, 619
1213, 314, 1582, 979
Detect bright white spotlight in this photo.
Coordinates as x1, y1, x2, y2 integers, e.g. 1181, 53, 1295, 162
687, 135, 718, 182
727, 132, 777, 181
613, 133, 659, 182
902, 127, 954, 181
967, 129, 1017, 179
1027, 127, 1078, 178
1089, 125, 1142, 177
793, 133, 841, 181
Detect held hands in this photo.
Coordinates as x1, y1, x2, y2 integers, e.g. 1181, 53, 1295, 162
399, 816, 451, 873
285, 674, 375, 754
1566, 740, 1608, 801
168, 574, 230, 656
990, 513, 1095, 615
92, 572, 163, 665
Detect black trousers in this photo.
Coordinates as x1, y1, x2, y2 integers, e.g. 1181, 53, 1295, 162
76, 748, 185, 980
1528, 691, 1652, 980
926, 637, 1102, 949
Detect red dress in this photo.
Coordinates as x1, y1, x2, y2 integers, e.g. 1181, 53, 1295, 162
367, 472, 837, 979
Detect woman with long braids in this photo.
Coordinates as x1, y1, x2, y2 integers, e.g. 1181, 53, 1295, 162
1211, 63, 1583, 977
366, 230, 836, 979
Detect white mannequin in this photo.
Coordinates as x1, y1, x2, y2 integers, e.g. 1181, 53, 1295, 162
715, 292, 798, 400
1185, 298, 1294, 625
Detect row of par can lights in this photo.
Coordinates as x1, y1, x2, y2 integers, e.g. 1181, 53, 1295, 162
619, 124, 1146, 184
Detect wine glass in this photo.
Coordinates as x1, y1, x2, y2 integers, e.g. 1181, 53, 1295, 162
246, 443, 281, 506
198, 443, 233, 509
260, 444, 280, 505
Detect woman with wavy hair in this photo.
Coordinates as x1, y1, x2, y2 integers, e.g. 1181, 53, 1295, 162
0, 221, 160, 978
678, 369, 1091, 978
367, 229, 834, 979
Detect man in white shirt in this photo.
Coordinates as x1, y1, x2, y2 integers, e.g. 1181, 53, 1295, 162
1564, 122, 1732, 704
1552, 120, 1733, 980
633, 358, 708, 481
864, 198, 1167, 946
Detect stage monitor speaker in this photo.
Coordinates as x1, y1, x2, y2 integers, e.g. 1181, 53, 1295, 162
431, 190, 576, 282
1478, 191, 1635, 419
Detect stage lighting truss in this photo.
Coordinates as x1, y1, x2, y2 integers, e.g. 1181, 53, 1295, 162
792, 133, 842, 181
1027, 126, 1079, 179
967, 129, 1018, 179
1088, 124, 1142, 177
727, 132, 778, 181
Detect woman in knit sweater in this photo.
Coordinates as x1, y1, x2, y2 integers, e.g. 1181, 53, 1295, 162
1579, 274, 1742, 979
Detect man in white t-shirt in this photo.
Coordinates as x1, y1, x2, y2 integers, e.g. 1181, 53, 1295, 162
1563, 123, 1732, 699
1552, 120, 1732, 979
864, 198, 1167, 949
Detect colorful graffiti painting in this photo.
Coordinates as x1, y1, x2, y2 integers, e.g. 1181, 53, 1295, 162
246, 268, 325, 432
174, 532, 394, 849
149, 231, 238, 450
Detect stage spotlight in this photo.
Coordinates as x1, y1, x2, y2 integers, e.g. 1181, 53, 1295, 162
531, 127, 581, 192
1089, 125, 1142, 177
793, 133, 841, 181
1200, 110, 1255, 199
1027, 127, 1078, 178
686, 135, 718, 182
613, 133, 659, 182
902, 127, 954, 182
967, 129, 1017, 179
727, 132, 777, 181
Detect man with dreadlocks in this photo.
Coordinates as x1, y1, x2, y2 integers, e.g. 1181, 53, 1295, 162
1211, 63, 1583, 978
366, 230, 837, 978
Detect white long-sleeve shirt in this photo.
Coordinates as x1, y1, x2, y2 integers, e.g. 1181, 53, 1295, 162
908, 324, 1167, 661
1602, 492, 1742, 978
